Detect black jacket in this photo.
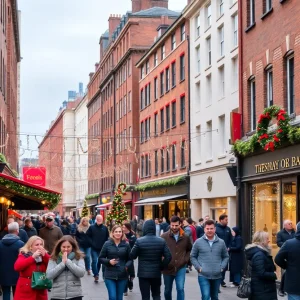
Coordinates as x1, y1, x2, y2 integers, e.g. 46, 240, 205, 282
99, 239, 133, 280
23, 225, 37, 238
245, 244, 277, 300
130, 219, 172, 278
216, 223, 232, 248
125, 232, 137, 249
160, 222, 169, 233
276, 229, 295, 248
86, 223, 109, 251
275, 233, 300, 295
0, 228, 28, 243
76, 229, 92, 249
196, 225, 204, 239
229, 235, 244, 277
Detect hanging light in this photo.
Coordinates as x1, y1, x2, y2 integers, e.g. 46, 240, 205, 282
7, 200, 11, 206
41, 201, 46, 205
11, 202, 15, 207
0, 197, 6, 204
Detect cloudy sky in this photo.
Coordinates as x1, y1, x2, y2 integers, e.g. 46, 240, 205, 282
18, 0, 185, 157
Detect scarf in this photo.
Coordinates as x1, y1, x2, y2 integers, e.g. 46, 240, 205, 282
56, 251, 76, 264
21, 251, 42, 263
77, 225, 89, 233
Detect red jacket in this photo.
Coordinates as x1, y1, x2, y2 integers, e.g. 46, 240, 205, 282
189, 225, 197, 242
14, 253, 50, 300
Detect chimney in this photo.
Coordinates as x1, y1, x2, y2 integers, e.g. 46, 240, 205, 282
95, 63, 99, 72
108, 14, 122, 39
157, 16, 169, 37
89, 72, 94, 81
132, 0, 168, 13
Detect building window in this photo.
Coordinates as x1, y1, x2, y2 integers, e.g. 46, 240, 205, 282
249, 0, 255, 26
264, 0, 272, 13
196, 125, 201, 162
219, 66, 225, 99
196, 15, 200, 38
219, 25, 224, 57
145, 118, 148, 141
145, 154, 150, 176
206, 3, 212, 28
180, 55, 185, 81
196, 82, 201, 111
161, 44, 165, 60
148, 83, 151, 105
171, 62, 176, 87
266, 68, 273, 107
129, 163, 132, 183
161, 149, 164, 173
166, 67, 170, 92
219, 0, 224, 16
219, 115, 226, 155
128, 91, 132, 111
171, 33, 176, 50
141, 156, 145, 178
155, 150, 158, 175
181, 140, 186, 168
129, 126, 132, 146
250, 79, 256, 131
196, 46, 201, 74
154, 113, 158, 135
141, 65, 145, 79
166, 148, 170, 171
206, 121, 212, 159
233, 14, 238, 47
180, 95, 185, 123
140, 122, 144, 143
287, 56, 295, 115
140, 89, 144, 110
160, 72, 164, 96
166, 105, 170, 130
232, 57, 238, 91
124, 95, 127, 115
172, 101, 176, 127
207, 75, 212, 106
154, 52, 158, 67
172, 144, 176, 170
181, 23, 186, 41
161, 108, 164, 132
154, 77, 158, 100
146, 60, 150, 74
207, 37, 211, 66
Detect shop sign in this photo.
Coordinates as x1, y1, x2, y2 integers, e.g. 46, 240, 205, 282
255, 156, 300, 174
22, 167, 46, 187
140, 188, 167, 198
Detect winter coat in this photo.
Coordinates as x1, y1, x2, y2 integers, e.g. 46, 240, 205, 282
130, 219, 138, 232
23, 226, 37, 238
276, 229, 295, 248
189, 225, 197, 242
229, 235, 244, 278
60, 221, 71, 235
46, 257, 85, 299
125, 232, 137, 249
14, 253, 50, 300
0, 228, 29, 243
190, 235, 229, 280
75, 228, 92, 249
160, 222, 169, 233
0, 234, 24, 286
161, 228, 192, 276
39, 225, 63, 254
216, 223, 232, 248
196, 225, 204, 239
245, 244, 277, 300
275, 233, 300, 295
136, 222, 143, 237
99, 239, 134, 280
69, 223, 77, 236
183, 225, 193, 244
130, 219, 172, 278
86, 223, 109, 251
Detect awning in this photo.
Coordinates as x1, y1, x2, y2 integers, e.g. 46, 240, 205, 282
135, 194, 187, 206
71, 203, 96, 211
95, 200, 132, 209
8, 209, 22, 219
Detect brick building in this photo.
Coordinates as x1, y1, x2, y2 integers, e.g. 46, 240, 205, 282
0, 0, 21, 171
237, 0, 300, 264
135, 10, 190, 220
87, 0, 180, 219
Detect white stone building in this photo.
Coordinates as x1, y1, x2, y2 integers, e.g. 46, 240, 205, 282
186, 0, 238, 227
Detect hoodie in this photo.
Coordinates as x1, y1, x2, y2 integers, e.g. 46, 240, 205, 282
0, 234, 24, 285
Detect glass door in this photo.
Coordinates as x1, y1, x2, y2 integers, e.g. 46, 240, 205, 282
282, 178, 297, 229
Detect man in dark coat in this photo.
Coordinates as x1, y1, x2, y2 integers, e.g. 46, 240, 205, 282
0, 216, 28, 243
0, 222, 24, 300
276, 219, 295, 247
215, 214, 232, 287
86, 214, 109, 283
23, 217, 38, 238
130, 219, 172, 300
275, 222, 300, 299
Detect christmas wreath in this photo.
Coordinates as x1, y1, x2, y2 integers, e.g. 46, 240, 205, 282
256, 106, 290, 152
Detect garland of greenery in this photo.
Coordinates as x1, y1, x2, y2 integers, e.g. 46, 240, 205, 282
233, 106, 297, 156
136, 175, 187, 192
0, 153, 7, 163
85, 193, 99, 200
0, 177, 61, 209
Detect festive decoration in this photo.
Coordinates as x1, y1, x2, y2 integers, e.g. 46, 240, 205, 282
81, 199, 89, 217
136, 175, 187, 192
233, 106, 293, 156
107, 183, 128, 225
85, 193, 99, 200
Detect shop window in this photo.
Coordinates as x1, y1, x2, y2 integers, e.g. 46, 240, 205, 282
282, 180, 297, 224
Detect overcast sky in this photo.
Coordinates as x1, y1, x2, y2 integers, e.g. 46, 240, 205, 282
18, 0, 185, 158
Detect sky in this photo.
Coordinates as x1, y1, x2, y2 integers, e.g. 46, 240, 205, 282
18, 0, 185, 158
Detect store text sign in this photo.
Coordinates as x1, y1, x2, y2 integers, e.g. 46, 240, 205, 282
22, 167, 46, 187
255, 156, 300, 174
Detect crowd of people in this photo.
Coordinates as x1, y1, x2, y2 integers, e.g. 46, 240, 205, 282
0, 212, 299, 300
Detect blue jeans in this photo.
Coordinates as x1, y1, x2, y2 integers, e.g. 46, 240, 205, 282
198, 276, 222, 300
288, 295, 300, 300
2, 286, 15, 300
163, 266, 186, 300
91, 248, 101, 277
233, 272, 241, 284
80, 247, 91, 271
105, 278, 127, 300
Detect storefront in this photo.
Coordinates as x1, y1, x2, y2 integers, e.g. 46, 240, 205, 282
239, 143, 300, 277
135, 184, 190, 220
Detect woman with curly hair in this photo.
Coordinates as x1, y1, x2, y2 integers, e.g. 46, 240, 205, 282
14, 236, 50, 300
46, 235, 85, 300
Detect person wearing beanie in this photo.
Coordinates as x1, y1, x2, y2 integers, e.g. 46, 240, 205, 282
275, 222, 300, 299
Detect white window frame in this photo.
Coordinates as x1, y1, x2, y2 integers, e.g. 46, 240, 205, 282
250, 79, 256, 131
206, 121, 212, 159
219, 25, 224, 57
218, 115, 226, 155
207, 37, 211, 66
196, 15, 200, 38
196, 46, 201, 74
154, 52, 158, 67
266, 68, 273, 107
233, 14, 238, 47
266, 0, 272, 12
287, 56, 295, 115
171, 33, 176, 50
219, 66, 225, 99
206, 3, 212, 28
219, 0, 224, 16
250, 0, 255, 25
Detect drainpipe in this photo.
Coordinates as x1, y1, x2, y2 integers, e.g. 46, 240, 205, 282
187, 34, 191, 217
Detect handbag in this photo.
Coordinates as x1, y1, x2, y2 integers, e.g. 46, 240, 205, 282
31, 265, 52, 290
237, 260, 251, 298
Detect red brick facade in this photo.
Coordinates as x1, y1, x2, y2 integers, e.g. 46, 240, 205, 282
240, 0, 300, 134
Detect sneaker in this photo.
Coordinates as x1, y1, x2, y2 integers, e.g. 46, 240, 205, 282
278, 290, 286, 297
221, 281, 227, 287
124, 292, 128, 296
186, 269, 189, 273
87, 270, 91, 275
94, 275, 99, 283
188, 265, 192, 271
229, 284, 238, 288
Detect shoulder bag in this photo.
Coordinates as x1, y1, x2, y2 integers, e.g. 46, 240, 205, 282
31, 264, 52, 290
237, 260, 251, 298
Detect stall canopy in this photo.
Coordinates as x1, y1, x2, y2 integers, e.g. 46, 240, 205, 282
0, 173, 61, 210
8, 209, 22, 219
134, 194, 187, 206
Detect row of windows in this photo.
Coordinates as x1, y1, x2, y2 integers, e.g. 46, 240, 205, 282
116, 91, 132, 121
116, 58, 131, 89
249, 55, 295, 131
248, 0, 273, 27
0, 50, 6, 98
101, 81, 113, 103
0, 0, 7, 30
140, 23, 186, 80
88, 97, 100, 119
140, 55, 185, 111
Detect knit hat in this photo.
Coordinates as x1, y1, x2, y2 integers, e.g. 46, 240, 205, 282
232, 227, 240, 236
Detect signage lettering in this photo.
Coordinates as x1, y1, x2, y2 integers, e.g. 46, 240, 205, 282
140, 188, 167, 198
255, 156, 300, 174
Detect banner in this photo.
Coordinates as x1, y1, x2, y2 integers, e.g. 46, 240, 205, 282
22, 167, 46, 187
230, 112, 242, 143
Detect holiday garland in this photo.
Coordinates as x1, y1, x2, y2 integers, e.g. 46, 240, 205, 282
106, 183, 128, 225
85, 193, 99, 200
233, 106, 297, 156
